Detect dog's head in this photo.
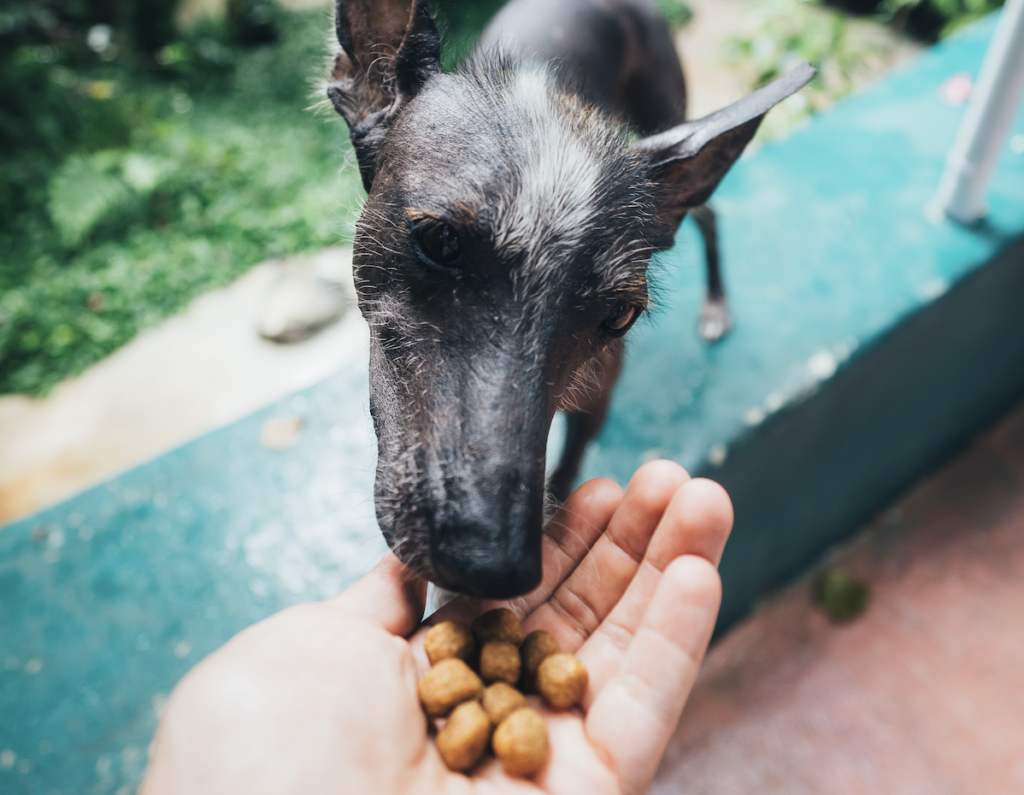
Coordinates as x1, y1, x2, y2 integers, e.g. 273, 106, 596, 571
327, 0, 813, 597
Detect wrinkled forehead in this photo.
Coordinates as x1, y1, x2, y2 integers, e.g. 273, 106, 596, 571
384, 64, 647, 248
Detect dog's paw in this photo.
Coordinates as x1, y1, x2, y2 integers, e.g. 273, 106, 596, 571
698, 297, 732, 343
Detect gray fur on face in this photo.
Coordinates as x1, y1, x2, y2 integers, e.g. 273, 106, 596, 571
353, 56, 657, 588
377, 54, 657, 299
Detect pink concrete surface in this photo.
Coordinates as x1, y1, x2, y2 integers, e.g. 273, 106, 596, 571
653, 400, 1024, 794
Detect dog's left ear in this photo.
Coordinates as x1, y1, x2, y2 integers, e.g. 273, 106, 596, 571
636, 62, 816, 232
328, 0, 441, 191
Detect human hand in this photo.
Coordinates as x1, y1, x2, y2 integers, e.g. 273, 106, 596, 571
140, 461, 733, 795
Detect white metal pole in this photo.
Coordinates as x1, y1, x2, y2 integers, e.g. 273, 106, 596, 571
930, 0, 1024, 224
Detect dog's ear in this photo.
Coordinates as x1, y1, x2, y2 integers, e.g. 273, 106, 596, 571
636, 62, 816, 232
328, 0, 441, 191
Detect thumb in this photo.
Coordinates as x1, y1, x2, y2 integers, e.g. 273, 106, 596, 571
330, 553, 428, 637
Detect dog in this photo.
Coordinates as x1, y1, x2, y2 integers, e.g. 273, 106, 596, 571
326, 0, 813, 598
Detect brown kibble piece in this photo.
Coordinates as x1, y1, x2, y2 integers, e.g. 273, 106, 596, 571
492, 707, 549, 777
418, 658, 484, 717
519, 630, 560, 691
479, 641, 521, 685
424, 620, 476, 666
436, 700, 492, 772
536, 653, 588, 711
481, 682, 527, 725
471, 608, 523, 647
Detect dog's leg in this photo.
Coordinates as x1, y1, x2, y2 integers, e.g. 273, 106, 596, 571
548, 410, 607, 505
548, 344, 624, 503
691, 203, 732, 342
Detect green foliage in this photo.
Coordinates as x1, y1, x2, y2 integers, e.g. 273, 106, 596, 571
727, 0, 1004, 140
730, 0, 854, 91
48, 153, 133, 246
654, 0, 694, 29
726, 0, 867, 137
1, 8, 362, 396
1, 108, 363, 394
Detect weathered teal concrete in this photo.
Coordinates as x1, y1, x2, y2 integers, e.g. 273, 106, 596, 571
0, 378, 385, 794
2, 15, 1023, 795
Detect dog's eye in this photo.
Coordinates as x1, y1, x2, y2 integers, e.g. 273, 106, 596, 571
416, 221, 462, 266
601, 302, 639, 335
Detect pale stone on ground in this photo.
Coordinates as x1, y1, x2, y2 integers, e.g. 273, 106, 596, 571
257, 246, 356, 343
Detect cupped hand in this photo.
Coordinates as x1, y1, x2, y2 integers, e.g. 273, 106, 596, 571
141, 462, 733, 795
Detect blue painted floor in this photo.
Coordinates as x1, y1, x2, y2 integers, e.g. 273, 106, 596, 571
2, 15, 1023, 795
0, 378, 386, 793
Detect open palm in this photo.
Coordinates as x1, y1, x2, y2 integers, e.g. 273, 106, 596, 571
142, 461, 733, 795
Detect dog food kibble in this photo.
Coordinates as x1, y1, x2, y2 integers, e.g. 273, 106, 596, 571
424, 620, 477, 666
492, 707, 550, 777
519, 629, 559, 691
481, 682, 527, 725
536, 653, 588, 711
418, 614, 588, 776
479, 641, 521, 685
471, 608, 523, 647
436, 700, 492, 772
418, 658, 484, 717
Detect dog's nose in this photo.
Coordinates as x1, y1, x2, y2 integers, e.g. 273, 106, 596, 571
432, 521, 542, 598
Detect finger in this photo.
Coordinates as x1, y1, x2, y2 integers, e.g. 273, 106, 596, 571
584, 556, 721, 795
646, 478, 733, 570
330, 552, 427, 637
513, 476, 625, 617
424, 476, 623, 627
577, 478, 732, 699
520, 460, 691, 652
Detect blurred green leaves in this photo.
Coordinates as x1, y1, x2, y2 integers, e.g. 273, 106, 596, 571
48, 153, 133, 246
654, 0, 695, 29
727, 0, 865, 136
2, 104, 362, 393
1, 8, 362, 396
727, 0, 1004, 141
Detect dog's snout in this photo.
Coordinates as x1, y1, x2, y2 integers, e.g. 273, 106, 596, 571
432, 516, 542, 599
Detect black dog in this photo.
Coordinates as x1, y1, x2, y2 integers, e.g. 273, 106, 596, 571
326, 0, 813, 597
